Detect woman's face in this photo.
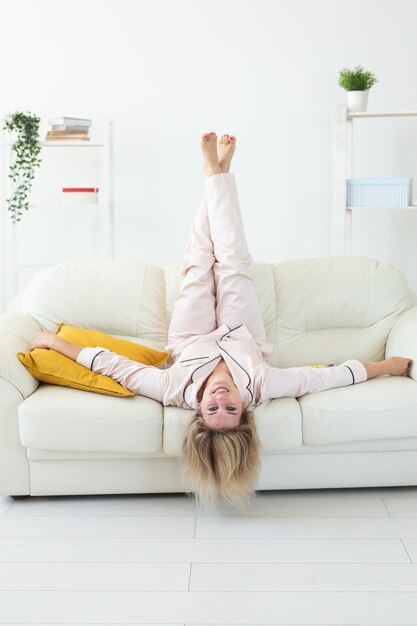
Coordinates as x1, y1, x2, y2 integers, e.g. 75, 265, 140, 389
198, 368, 244, 430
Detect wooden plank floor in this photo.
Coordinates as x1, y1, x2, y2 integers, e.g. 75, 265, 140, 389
0, 485, 417, 624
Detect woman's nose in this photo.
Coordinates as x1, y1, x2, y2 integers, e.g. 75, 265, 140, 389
214, 392, 229, 402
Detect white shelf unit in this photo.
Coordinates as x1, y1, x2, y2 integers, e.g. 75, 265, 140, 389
331, 105, 417, 256
0, 119, 114, 312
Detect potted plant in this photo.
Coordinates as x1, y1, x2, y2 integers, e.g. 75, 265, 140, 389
3, 111, 42, 224
338, 65, 378, 113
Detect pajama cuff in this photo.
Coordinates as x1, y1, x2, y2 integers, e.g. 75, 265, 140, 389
76, 347, 110, 370
342, 359, 368, 384
205, 172, 235, 190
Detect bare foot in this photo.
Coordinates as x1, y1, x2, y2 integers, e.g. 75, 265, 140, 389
201, 132, 222, 176
218, 134, 236, 173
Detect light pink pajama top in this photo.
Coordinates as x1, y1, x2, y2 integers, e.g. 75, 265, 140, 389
76, 323, 368, 410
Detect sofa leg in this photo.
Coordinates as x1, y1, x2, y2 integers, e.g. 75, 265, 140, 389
10, 495, 28, 500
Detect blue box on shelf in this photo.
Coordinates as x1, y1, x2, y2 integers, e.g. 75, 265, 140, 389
346, 178, 413, 208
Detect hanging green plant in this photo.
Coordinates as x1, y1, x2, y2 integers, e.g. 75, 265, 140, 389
3, 111, 42, 224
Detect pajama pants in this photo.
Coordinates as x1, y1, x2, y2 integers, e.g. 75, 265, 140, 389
166, 173, 269, 358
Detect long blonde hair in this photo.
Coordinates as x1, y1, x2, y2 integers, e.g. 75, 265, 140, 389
181, 409, 261, 511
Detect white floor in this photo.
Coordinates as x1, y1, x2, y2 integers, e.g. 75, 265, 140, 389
0, 486, 417, 625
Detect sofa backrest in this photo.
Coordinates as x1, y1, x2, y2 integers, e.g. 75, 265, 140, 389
265, 256, 415, 366
20, 256, 416, 367
21, 261, 169, 350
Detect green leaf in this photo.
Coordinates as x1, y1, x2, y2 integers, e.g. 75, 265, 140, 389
4, 110, 42, 224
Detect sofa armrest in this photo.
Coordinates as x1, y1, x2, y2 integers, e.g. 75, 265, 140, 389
0, 312, 43, 399
386, 306, 417, 382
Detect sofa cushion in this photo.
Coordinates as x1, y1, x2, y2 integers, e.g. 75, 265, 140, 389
18, 384, 163, 453
301, 376, 417, 444
162, 398, 302, 457
26, 433, 417, 461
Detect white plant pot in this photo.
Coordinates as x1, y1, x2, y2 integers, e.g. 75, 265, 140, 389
346, 90, 369, 113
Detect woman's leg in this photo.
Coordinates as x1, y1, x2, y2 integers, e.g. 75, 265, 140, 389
205, 136, 270, 358
166, 192, 216, 356
166, 132, 228, 355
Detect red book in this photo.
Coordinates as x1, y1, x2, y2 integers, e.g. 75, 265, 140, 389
62, 188, 99, 192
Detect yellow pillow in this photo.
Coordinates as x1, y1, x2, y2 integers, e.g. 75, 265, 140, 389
17, 323, 169, 397
309, 363, 335, 367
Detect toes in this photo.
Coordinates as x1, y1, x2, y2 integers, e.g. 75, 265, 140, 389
201, 132, 217, 141
207, 133, 236, 144
220, 134, 236, 143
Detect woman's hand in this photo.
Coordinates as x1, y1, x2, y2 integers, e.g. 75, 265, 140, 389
29, 331, 83, 362
385, 356, 412, 376
364, 356, 411, 379
29, 331, 56, 351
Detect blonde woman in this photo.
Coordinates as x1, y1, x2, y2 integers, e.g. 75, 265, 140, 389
30, 132, 411, 509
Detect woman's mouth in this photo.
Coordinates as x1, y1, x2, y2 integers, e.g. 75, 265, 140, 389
213, 385, 229, 394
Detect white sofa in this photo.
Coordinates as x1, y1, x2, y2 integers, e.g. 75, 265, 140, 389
1, 255, 417, 499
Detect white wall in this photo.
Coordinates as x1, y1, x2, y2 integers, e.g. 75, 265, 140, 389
1, 0, 417, 311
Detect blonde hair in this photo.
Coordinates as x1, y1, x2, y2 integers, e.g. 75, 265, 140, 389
181, 409, 261, 511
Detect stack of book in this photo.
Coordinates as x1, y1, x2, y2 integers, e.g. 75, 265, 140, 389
46, 117, 92, 141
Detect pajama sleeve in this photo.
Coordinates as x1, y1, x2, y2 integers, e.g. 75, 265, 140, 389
262, 359, 368, 400
76, 347, 166, 402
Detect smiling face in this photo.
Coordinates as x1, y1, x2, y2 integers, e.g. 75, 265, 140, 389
198, 363, 244, 430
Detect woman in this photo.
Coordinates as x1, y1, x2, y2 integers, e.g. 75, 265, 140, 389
29, 132, 411, 509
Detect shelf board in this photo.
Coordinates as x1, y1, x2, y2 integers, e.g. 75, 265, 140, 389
347, 206, 417, 210
348, 111, 417, 119
27, 203, 104, 210
40, 141, 105, 147
5, 141, 105, 148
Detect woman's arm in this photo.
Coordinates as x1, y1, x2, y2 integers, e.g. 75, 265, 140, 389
30, 331, 82, 361
29, 330, 166, 401
263, 356, 412, 400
